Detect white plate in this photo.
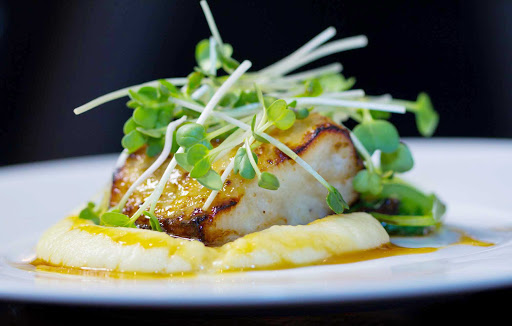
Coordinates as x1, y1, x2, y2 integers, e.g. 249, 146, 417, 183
0, 138, 511, 307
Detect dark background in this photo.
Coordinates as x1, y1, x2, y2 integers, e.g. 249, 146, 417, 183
1, 0, 511, 166
0, 1, 511, 324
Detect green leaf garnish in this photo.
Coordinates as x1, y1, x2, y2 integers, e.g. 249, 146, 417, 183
187, 144, 211, 178
195, 39, 234, 72
353, 170, 383, 195
122, 130, 147, 153
414, 92, 439, 137
326, 186, 349, 214
353, 120, 400, 154
79, 202, 100, 225
123, 118, 137, 134
175, 152, 193, 172
100, 211, 131, 227
146, 137, 165, 157
176, 123, 208, 148
318, 73, 355, 92
233, 147, 257, 179
294, 107, 312, 120
143, 211, 163, 232
380, 143, 414, 173
258, 172, 280, 190
187, 71, 204, 96
297, 78, 323, 97
196, 169, 223, 190
267, 99, 296, 130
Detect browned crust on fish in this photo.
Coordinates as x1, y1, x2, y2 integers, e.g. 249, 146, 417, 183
110, 114, 361, 245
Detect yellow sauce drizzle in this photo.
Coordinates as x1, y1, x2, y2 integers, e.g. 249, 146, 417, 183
26, 224, 495, 279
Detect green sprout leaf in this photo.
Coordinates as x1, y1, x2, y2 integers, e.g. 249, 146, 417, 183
258, 172, 280, 190
370, 110, 391, 120
353, 170, 383, 195
195, 39, 234, 72
146, 137, 164, 157
233, 147, 258, 179
219, 92, 238, 107
143, 211, 163, 232
175, 152, 193, 172
122, 130, 147, 153
78, 202, 100, 225
187, 144, 211, 178
196, 169, 223, 190
267, 99, 296, 130
297, 78, 323, 97
326, 186, 349, 214
186, 71, 204, 96
234, 90, 259, 107
380, 143, 414, 173
415, 92, 439, 137
353, 120, 400, 155
133, 107, 158, 129
136, 127, 165, 138
159, 79, 180, 96
176, 123, 208, 148
318, 73, 355, 92
123, 118, 137, 134
294, 107, 312, 120
251, 115, 269, 143
100, 211, 131, 227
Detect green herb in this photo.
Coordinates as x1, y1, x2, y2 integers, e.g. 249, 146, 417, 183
297, 78, 323, 97
233, 147, 257, 179
353, 119, 400, 155
326, 186, 349, 214
78, 202, 100, 225
100, 211, 132, 227
258, 171, 280, 190
122, 130, 147, 153
143, 211, 163, 232
267, 99, 296, 130
353, 170, 383, 195
380, 142, 414, 173
72, 2, 444, 232
196, 169, 223, 190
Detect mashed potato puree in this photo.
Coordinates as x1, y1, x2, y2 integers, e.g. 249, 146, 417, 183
36, 212, 389, 274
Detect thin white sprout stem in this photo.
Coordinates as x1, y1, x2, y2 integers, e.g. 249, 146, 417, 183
201, 131, 253, 211
191, 84, 209, 100
322, 89, 366, 98
73, 78, 187, 115
255, 132, 331, 190
118, 116, 187, 210
209, 36, 217, 76
269, 36, 368, 77
197, 61, 252, 124
279, 63, 343, 83
129, 61, 252, 219
258, 27, 336, 76
200, 0, 224, 48
285, 97, 405, 114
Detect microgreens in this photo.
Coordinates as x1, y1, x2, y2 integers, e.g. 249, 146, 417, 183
78, 202, 100, 225
380, 143, 414, 173
73, 0, 442, 233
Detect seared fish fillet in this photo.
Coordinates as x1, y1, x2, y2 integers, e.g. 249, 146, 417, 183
110, 113, 362, 246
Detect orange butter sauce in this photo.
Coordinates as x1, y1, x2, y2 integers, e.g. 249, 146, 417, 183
28, 228, 493, 279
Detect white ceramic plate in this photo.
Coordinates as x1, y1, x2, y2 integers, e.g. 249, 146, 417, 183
0, 138, 511, 307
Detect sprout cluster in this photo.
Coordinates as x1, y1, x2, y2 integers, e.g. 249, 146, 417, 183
75, 1, 443, 234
